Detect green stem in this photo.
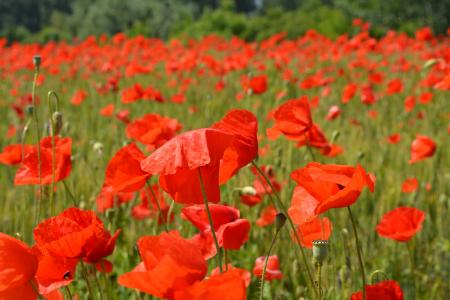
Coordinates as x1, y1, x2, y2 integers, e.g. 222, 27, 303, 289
65, 286, 74, 300
316, 263, 323, 300
62, 180, 78, 206
145, 181, 169, 232
32, 63, 43, 224
347, 206, 366, 300
406, 241, 416, 297
251, 161, 318, 299
259, 229, 281, 300
47, 91, 60, 216
197, 168, 223, 273
80, 261, 95, 300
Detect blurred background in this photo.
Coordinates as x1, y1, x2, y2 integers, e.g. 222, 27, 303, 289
0, 0, 449, 43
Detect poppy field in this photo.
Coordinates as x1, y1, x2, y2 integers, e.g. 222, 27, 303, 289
0, 25, 449, 300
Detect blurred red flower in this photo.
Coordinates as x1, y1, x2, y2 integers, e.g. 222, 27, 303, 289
409, 135, 436, 164
0, 144, 32, 165
401, 178, 418, 193
350, 280, 403, 300
376, 206, 425, 242
252, 256, 282, 281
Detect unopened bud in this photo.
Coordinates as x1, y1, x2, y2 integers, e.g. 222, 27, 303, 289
33, 55, 41, 68
25, 105, 34, 116
240, 186, 256, 196
93, 142, 104, 156
331, 130, 340, 143
423, 59, 437, 70
275, 213, 286, 232
312, 240, 328, 264
357, 151, 365, 161
52, 112, 63, 134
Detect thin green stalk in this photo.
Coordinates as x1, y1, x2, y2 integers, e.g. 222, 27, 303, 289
145, 181, 169, 232
347, 206, 366, 300
65, 286, 74, 300
47, 91, 61, 216
406, 241, 417, 297
197, 168, 223, 273
62, 180, 78, 206
92, 266, 104, 300
316, 263, 323, 300
251, 161, 318, 299
32, 59, 43, 224
259, 229, 281, 300
80, 261, 95, 300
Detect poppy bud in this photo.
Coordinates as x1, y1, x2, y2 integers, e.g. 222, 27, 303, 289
312, 240, 328, 265
275, 213, 286, 232
240, 186, 257, 196
93, 142, 104, 156
33, 55, 41, 68
25, 105, 34, 116
357, 151, 365, 161
331, 130, 340, 143
52, 111, 63, 135
422, 59, 437, 70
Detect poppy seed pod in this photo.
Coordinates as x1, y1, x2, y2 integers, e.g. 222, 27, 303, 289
33, 55, 41, 68
312, 240, 328, 264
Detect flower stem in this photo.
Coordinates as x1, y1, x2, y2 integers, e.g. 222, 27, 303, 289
197, 168, 223, 273
80, 261, 95, 300
32, 60, 43, 224
347, 206, 366, 300
316, 263, 323, 300
251, 161, 318, 299
145, 181, 169, 232
259, 228, 281, 300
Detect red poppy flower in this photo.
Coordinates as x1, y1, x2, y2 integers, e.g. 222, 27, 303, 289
118, 231, 207, 299
295, 123, 330, 149
248, 75, 268, 94
0, 232, 38, 300
0, 144, 32, 165
104, 143, 149, 193
126, 114, 182, 150
252, 256, 282, 281
404, 96, 415, 112
141, 110, 258, 205
173, 268, 247, 300
290, 163, 375, 216
401, 178, 418, 193
350, 280, 403, 300
211, 109, 258, 184
15, 136, 72, 185
376, 206, 425, 242
409, 135, 436, 164
266, 98, 312, 141
294, 217, 332, 248
216, 219, 251, 250
419, 92, 433, 104
34, 208, 120, 263
387, 133, 401, 144
251, 165, 281, 195
256, 205, 277, 227
95, 183, 134, 213
132, 184, 172, 224
32, 246, 78, 295
386, 79, 403, 95
210, 265, 251, 287
188, 231, 217, 260
121, 83, 145, 103
181, 204, 240, 232
99, 104, 114, 117
326, 105, 341, 120
320, 144, 344, 157
240, 193, 262, 206
70, 89, 87, 105
342, 83, 357, 103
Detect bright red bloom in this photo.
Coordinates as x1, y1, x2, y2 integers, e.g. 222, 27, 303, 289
320, 144, 344, 157
211, 109, 258, 184
181, 204, 240, 232
249, 75, 268, 94
326, 105, 341, 120
256, 205, 277, 227
419, 92, 433, 104
386, 79, 403, 95
409, 135, 436, 164
174, 268, 247, 300
350, 280, 403, 300
121, 83, 145, 103
70, 89, 87, 105
252, 256, 282, 281
126, 114, 182, 150
404, 96, 415, 112
0, 144, 32, 165
240, 193, 262, 206
295, 123, 330, 149
0, 232, 38, 300
132, 184, 172, 224
95, 183, 134, 213
118, 231, 207, 299
34, 208, 120, 263
294, 217, 332, 248
141, 110, 258, 205
290, 163, 375, 216
266, 98, 312, 141
251, 165, 281, 195
401, 178, 418, 193
342, 83, 357, 103
104, 143, 149, 193
376, 206, 425, 242
387, 133, 401, 144
210, 265, 251, 287
99, 104, 114, 117
15, 137, 72, 185
216, 218, 251, 250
